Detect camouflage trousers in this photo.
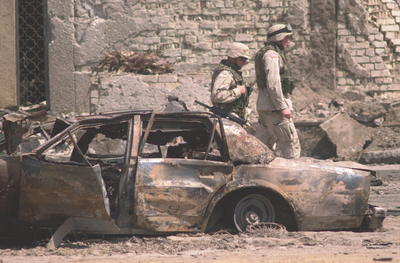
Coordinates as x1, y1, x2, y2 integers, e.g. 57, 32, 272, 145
256, 110, 301, 159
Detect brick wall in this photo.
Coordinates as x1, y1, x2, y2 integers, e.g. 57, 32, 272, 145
48, 0, 400, 114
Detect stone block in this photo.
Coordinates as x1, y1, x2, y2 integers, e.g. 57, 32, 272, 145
351, 42, 368, 49
375, 48, 385, 55
388, 83, 400, 89
193, 42, 211, 50
371, 70, 390, 77
342, 36, 355, 42
158, 75, 178, 83
236, 21, 253, 29
368, 35, 375, 42
374, 78, 384, 84
385, 32, 396, 40
356, 50, 365, 56
235, 34, 254, 42
383, 77, 393, 84
163, 48, 182, 56
148, 83, 165, 89
392, 10, 400, 16
337, 78, 346, 85
366, 48, 375, 56
371, 56, 383, 63
376, 18, 395, 25
184, 35, 197, 44
220, 8, 239, 15
381, 24, 399, 32
255, 22, 269, 29
224, 1, 234, 8
386, 2, 395, 9
337, 29, 350, 36
375, 33, 384, 41
139, 45, 150, 50
74, 72, 91, 114
268, 0, 281, 7
372, 41, 387, 48
165, 83, 178, 89
365, 63, 374, 70
141, 75, 159, 83
320, 113, 373, 161
375, 63, 385, 70
219, 21, 236, 29
369, 28, 379, 34
178, 76, 193, 83
346, 78, 355, 85
200, 21, 217, 29
356, 36, 365, 42
391, 39, 400, 45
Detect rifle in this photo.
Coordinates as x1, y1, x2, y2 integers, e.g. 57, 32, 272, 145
194, 100, 247, 126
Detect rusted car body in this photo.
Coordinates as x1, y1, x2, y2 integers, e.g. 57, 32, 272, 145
0, 110, 385, 247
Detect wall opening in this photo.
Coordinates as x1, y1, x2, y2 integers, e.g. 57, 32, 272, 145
18, 0, 46, 106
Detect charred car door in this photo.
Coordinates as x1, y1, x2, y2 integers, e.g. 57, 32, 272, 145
134, 116, 233, 232
18, 120, 130, 227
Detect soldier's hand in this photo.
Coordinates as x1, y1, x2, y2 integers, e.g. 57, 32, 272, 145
237, 85, 246, 94
281, 108, 292, 119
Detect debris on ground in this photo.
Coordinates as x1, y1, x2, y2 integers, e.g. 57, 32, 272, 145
95, 49, 175, 74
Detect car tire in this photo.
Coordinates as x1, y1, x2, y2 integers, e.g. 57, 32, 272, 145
233, 194, 276, 232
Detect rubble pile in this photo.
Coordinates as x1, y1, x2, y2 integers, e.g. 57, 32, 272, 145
292, 89, 400, 164
95, 50, 175, 75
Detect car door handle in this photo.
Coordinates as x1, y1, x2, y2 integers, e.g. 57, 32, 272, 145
199, 174, 214, 179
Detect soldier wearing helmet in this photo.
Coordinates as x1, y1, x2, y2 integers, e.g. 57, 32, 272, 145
254, 24, 301, 158
210, 42, 251, 122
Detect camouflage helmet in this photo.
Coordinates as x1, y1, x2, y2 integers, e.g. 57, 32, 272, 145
226, 42, 251, 59
267, 24, 292, 42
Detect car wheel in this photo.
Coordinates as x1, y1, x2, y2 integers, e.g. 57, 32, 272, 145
233, 194, 275, 232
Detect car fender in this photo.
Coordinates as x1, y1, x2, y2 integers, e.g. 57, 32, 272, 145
201, 175, 296, 232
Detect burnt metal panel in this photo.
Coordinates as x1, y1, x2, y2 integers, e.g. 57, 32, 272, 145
240, 158, 370, 230
117, 115, 142, 228
222, 121, 275, 164
19, 156, 110, 226
0, 156, 22, 232
134, 158, 233, 232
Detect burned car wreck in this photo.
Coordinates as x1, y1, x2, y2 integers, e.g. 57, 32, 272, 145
0, 110, 385, 248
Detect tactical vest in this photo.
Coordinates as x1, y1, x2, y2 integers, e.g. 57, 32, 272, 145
211, 60, 249, 119
255, 42, 295, 94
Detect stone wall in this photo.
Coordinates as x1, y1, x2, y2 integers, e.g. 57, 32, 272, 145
336, 0, 400, 93
46, 0, 400, 114
0, 0, 18, 108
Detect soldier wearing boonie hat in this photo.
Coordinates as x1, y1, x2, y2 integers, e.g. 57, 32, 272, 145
210, 42, 252, 122
254, 24, 301, 158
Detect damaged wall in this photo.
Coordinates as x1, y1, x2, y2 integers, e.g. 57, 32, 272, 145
44, 0, 400, 114
0, 0, 18, 108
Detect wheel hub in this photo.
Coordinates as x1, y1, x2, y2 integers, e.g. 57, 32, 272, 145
245, 211, 260, 225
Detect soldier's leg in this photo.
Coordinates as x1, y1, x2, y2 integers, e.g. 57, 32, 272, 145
258, 111, 301, 159
256, 113, 276, 150
274, 118, 301, 159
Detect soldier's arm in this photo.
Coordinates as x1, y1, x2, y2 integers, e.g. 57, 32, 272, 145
211, 71, 242, 103
264, 51, 287, 110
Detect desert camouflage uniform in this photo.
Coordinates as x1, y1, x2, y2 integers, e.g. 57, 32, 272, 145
211, 60, 250, 120
255, 42, 301, 158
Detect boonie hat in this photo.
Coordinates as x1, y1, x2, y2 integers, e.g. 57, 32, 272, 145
226, 42, 251, 59
267, 24, 292, 42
